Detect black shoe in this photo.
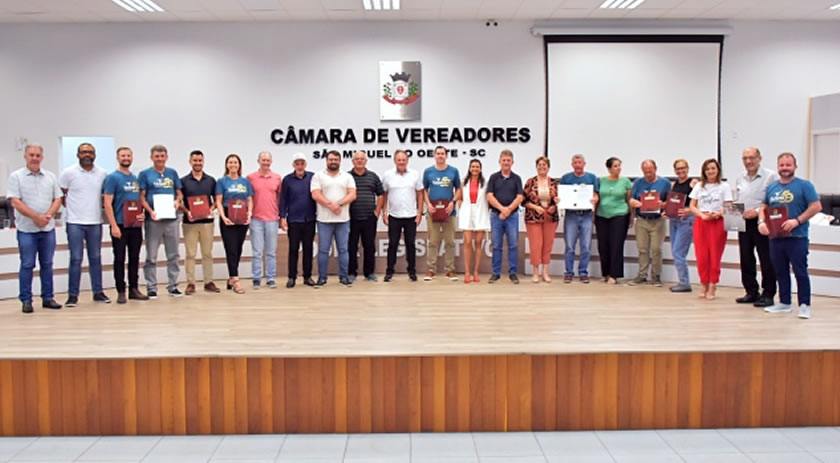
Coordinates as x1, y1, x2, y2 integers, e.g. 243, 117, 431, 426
168, 288, 184, 298
65, 295, 78, 307
409, 273, 417, 282
286, 278, 296, 288
488, 274, 501, 284
384, 273, 393, 282
129, 288, 149, 300
303, 277, 317, 287
509, 274, 520, 284
148, 290, 158, 299
22, 302, 33, 314
339, 277, 353, 287
42, 299, 62, 310
314, 278, 327, 288
93, 292, 111, 304
753, 296, 774, 308
117, 292, 127, 304
736, 294, 759, 304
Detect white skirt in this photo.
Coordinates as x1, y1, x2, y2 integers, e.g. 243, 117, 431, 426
462, 203, 489, 231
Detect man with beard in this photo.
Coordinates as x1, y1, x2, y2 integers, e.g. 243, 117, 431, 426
310, 150, 356, 287
758, 152, 821, 319
179, 150, 220, 295
104, 146, 150, 304
60, 142, 110, 306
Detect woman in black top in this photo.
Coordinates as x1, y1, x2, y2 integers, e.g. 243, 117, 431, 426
668, 159, 698, 293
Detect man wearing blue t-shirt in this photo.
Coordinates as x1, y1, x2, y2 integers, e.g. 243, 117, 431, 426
558, 154, 600, 283
139, 144, 184, 298
422, 146, 461, 281
628, 159, 671, 287
103, 147, 149, 304
758, 152, 821, 319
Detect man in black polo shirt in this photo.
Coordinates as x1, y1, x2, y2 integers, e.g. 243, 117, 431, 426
179, 150, 220, 295
347, 150, 384, 282
486, 149, 525, 284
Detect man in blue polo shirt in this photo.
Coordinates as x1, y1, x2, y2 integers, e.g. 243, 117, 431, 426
758, 152, 821, 319
103, 146, 149, 304
486, 149, 525, 284
558, 154, 600, 284
628, 159, 671, 287
139, 144, 184, 298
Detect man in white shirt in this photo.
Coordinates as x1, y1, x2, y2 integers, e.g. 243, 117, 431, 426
734, 147, 777, 308
310, 150, 356, 287
381, 150, 424, 282
59, 142, 110, 306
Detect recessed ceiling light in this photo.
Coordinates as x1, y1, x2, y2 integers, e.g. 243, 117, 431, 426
830, 2, 840, 10
599, 0, 646, 9
113, 0, 165, 13
363, 0, 400, 10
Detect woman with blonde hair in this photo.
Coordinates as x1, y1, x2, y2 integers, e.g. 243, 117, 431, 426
523, 156, 559, 283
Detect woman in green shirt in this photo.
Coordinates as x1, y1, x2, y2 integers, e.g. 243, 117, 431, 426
595, 157, 633, 284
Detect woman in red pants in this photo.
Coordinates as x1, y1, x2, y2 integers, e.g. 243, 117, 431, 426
689, 159, 732, 300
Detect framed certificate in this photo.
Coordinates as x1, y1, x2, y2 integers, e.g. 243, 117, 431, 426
152, 193, 176, 220
724, 203, 746, 232
556, 184, 594, 210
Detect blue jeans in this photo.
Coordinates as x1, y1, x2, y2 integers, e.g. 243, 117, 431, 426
669, 216, 695, 286
17, 230, 56, 302
66, 223, 103, 296
490, 210, 519, 275
250, 219, 279, 282
770, 237, 810, 306
563, 211, 593, 276
317, 221, 350, 281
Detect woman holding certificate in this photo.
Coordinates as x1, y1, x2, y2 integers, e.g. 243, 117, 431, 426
215, 154, 254, 294
689, 159, 733, 300
523, 156, 559, 283
667, 159, 698, 293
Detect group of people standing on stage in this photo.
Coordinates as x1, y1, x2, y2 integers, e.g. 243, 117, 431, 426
8, 142, 821, 319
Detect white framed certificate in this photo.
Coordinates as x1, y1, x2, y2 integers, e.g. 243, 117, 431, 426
152, 193, 177, 220
557, 184, 594, 210
724, 203, 746, 232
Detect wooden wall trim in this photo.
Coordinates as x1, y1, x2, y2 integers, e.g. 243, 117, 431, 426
1, 352, 838, 436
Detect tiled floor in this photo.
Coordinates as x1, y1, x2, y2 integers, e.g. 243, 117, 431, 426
0, 427, 838, 462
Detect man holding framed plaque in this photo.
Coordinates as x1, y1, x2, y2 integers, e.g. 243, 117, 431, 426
422, 146, 461, 281
628, 160, 671, 287
557, 154, 599, 284
758, 152, 821, 319
139, 144, 184, 298
180, 150, 219, 295
104, 146, 149, 304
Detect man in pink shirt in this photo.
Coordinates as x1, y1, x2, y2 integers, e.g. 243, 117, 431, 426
247, 151, 283, 289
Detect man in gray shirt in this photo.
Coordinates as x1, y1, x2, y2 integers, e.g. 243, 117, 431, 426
7, 144, 64, 313
734, 147, 777, 308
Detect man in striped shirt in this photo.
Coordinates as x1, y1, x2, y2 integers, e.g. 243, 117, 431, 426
347, 151, 384, 282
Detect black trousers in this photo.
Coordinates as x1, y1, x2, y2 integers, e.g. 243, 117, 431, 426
220, 223, 249, 277
111, 225, 142, 293
386, 216, 417, 275
595, 214, 630, 279
287, 221, 316, 279
738, 217, 776, 297
348, 215, 378, 277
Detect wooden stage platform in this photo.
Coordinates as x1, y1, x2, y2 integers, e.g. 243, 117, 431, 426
1, 279, 838, 436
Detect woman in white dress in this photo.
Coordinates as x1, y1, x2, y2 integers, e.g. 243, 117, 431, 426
458, 159, 490, 283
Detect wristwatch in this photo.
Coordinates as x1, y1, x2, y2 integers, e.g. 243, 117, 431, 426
758, 219, 765, 225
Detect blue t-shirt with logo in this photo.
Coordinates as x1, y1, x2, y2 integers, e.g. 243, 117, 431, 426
764, 177, 819, 239
138, 167, 182, 210
103, 170, 140, 225
630, 176, 672, 218
423, 165, 461, 216
215, 175, 254, 207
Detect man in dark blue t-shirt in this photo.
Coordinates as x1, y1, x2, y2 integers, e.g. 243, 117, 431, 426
758, 152, 821, 319
558, 154, 600, 284
486, 149, 524, 284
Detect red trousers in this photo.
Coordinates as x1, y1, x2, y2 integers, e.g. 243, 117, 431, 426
693, 217, 726, 284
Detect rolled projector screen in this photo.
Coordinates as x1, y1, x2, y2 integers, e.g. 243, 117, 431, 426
546, 41, 720, 177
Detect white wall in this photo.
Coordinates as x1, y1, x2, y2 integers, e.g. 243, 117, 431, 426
0, 21, 544, 193
2, 19, 840, 188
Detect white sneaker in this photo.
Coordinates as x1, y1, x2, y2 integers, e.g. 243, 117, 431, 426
798, 304, 811, 319
764, 303, 792, 313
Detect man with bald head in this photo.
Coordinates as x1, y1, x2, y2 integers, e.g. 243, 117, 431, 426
347, 150, 384, 282
247, 151, 283, 289
734, 147, 777, 308
628, 159, 671, 287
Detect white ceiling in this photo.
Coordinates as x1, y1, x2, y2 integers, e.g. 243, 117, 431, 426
0, 0, 838, 23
